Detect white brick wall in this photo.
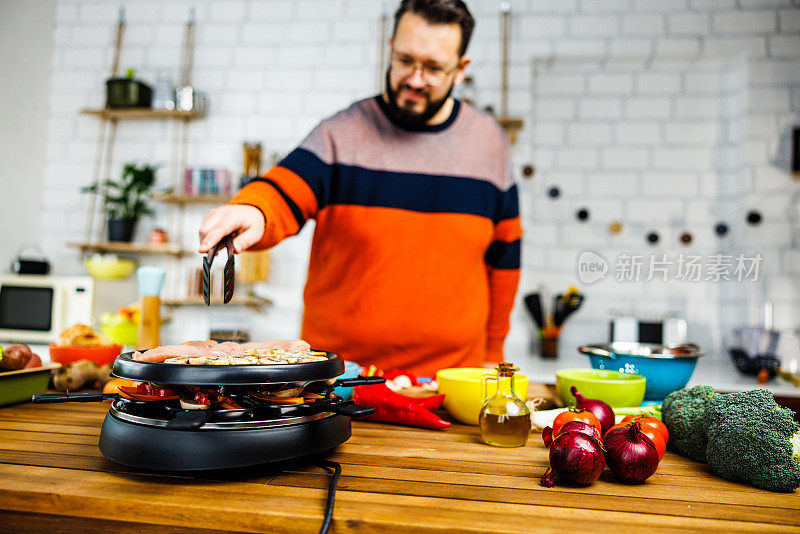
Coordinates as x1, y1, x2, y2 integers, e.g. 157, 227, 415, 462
712, 10, 778, 34
622, 14, 666, 36
40, 0, 800, 371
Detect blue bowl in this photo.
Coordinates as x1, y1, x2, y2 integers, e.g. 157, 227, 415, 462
578, 342, 702, 402
333, 361, 361, 400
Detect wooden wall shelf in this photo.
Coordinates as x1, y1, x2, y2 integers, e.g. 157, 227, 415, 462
497, 116, 524, 144
80, 108, 205, 120
153, 193, 233, 205
162, 296, 272, 310
68, 242, 190, 257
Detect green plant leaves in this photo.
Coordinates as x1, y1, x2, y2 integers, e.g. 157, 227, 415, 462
82, 163, 158, 221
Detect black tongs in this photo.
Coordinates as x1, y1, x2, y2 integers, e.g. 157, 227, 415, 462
203, 233, 235, 305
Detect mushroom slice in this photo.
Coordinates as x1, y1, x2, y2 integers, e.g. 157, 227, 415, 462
179, 398, 210, 410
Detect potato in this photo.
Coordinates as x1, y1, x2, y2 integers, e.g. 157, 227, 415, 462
0, 344, 33, 370
95, 363, 113, 387
51, 360, 98, 391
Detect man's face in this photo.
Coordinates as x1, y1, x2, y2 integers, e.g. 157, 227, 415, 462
386, 12, 466, 127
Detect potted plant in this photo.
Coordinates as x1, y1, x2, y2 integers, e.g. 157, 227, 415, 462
83, 163, 157, 242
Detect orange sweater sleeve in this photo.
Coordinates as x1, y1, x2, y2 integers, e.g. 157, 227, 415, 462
228, 148, 328, 250
484, 184, 522, 363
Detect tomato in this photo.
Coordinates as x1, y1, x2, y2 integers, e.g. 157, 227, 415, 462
609, 421, 666, 460
118, 386, 179, 401
136, 383, 177, 397
193, 391, 212, 406
102, 378, 140, 395
621, 415, 669, 444
552, 409, 602, 436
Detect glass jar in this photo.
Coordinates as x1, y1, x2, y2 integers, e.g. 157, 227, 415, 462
152, 71, 175, 110
479, 363, 531, 447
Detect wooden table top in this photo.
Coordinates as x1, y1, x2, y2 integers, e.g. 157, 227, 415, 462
0, 401, 798, 533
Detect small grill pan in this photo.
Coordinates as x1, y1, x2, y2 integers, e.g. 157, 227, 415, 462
112, 350, 345, 385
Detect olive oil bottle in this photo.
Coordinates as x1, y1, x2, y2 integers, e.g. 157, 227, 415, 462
479, 363, 531, 447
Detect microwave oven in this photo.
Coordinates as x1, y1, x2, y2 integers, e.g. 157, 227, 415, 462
0, 275, 94, 344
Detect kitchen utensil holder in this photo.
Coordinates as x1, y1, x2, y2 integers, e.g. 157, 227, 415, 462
540, 335, 559, 358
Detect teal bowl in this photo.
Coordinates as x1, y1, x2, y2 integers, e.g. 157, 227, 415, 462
333, 361, 360, 400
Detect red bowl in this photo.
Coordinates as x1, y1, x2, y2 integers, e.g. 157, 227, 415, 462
48, 344, 122, 365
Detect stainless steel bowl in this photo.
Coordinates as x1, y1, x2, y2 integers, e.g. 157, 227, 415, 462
579, 342, 702, 359
578, 342, 703, 401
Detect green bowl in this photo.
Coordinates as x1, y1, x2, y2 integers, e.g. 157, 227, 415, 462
556, 368, 646, 408
0, 363, 60, 406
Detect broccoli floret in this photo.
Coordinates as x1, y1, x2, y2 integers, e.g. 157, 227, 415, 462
704, 389, 800, 492
662, 385, 717, 462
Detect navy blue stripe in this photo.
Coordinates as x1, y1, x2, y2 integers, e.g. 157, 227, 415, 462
495, 184, 520, 224
279, 148, 520, 222
278, 148, 331, 209
485, 239, 521, 269
251, 177, 306, 231
330, 165, 501, 218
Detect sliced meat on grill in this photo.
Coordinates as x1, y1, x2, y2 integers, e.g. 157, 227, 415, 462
212, 342, 245, 357
133, 344, 211, 362
133, 340, 312, 363
182, 340, 219, 349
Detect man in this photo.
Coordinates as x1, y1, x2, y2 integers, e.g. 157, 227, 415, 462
199, 0, 520, 376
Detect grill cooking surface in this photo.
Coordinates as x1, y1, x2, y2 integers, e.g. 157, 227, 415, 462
112, 350, 345, 385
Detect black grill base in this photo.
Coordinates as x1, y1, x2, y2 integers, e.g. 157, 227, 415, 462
99, 412, 351, 471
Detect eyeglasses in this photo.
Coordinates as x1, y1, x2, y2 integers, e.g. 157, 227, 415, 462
389, 53, 459, 87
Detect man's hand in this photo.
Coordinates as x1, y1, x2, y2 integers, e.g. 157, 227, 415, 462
198, 204, 266, 254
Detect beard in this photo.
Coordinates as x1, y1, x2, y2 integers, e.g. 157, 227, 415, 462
384, 69, 453, 130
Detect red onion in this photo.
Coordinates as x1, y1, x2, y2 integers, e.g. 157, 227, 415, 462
571, 386, 615, 435
603, 421, 660, 483
542, 420, 602, 448
540, 430, 606, 487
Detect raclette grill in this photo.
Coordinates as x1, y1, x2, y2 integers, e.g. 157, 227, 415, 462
29, 249, 377, 533
34, 351, 383, 471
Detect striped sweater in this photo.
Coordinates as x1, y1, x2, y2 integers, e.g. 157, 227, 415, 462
230, 96, 521, 376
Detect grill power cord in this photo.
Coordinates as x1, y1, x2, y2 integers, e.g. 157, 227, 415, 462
314, 459, 342, 534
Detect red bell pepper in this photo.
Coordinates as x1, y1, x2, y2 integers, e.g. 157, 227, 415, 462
187, 386, 241, 409
352, 384, 450, 430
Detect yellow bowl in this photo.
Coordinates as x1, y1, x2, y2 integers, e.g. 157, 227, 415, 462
99, 313, 138, 346
84, 257, 136, 280
436, 367, 529, 426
